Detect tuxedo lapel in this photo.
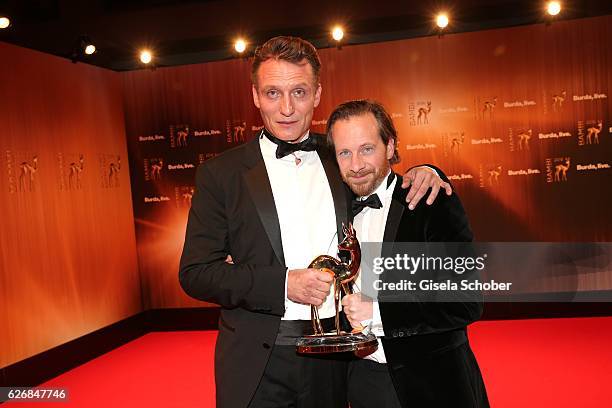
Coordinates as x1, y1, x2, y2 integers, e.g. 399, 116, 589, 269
383, 173, 407, 248
318, 144, 349, 241
242, 137, 285, 266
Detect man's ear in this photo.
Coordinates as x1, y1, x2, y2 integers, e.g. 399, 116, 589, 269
386, 138, 395, 160
313, 83, 322, 108
252, 85, 261, 108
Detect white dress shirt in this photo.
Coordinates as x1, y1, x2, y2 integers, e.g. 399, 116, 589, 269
353, 170, 397, 363
259, 132, 338, 320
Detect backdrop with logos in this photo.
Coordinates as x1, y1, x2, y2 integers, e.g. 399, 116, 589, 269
0, 42, 140, 368
122, 15, 612, 309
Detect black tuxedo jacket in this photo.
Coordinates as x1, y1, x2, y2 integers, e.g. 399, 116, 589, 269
179, 134, 351, 408
376, 172, 489, 407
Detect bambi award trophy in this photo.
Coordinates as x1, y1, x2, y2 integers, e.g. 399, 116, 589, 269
296, 223, 378, 354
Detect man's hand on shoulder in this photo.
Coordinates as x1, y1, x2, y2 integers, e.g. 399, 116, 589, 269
401, 166, 452, 210
287, 268, 334, 306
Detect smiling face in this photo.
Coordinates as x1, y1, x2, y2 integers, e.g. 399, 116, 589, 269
331, 112, 394, 197
252, 58, 321, 143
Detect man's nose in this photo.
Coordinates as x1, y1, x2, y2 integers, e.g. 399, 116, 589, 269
280, 95, 295, 116
350, 155, 365, 172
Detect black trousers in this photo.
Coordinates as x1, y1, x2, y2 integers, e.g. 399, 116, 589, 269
387, 342, 490, 408
248, 344, 349, 408
348, 358, 402, 408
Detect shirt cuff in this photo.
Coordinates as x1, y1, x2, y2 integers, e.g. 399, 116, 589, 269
284, 268, 289, 312
361, 301, 385, 337
422, 165, 439, 177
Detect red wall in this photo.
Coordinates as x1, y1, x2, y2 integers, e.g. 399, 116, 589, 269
0, 42, 141, 368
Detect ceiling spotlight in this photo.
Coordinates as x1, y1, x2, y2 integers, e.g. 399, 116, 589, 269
436, 13, 449, 29
547, 1, 561, 16
0, 16, 10, 29
71, 35, 96, 63
234, 39, 246, 53
140, 50, 153, 64
84, 44, 96, 55
332, 26, 344, 42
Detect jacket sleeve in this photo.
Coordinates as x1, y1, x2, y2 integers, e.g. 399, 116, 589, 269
420, 191, 483, 331
379, 190, 483, 337
179, 163, 286, 316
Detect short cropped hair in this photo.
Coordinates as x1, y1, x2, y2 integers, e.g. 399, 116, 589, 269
326, 99, 401, 164
251, 36, 321, 86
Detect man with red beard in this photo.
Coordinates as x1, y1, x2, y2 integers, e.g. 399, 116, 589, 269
328, 99, 489, 408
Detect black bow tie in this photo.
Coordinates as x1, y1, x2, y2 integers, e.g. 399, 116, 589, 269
263, 129, 317, 159
352, 194, 383, 216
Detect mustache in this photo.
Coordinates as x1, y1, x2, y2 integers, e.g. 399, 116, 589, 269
345, 169, 374, 178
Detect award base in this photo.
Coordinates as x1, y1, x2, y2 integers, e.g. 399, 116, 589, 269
296, 332, 378, 354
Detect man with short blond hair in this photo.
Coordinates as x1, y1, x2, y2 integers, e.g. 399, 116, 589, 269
180, 38, 451, 408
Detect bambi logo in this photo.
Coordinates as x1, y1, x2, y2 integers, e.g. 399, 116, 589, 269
487, 165, 502, 186
175, 186, 195, 208
450, 132, 465, 154
19, 155, 38, 192
552, 91, 566, 112
554, 158, 571, 182
586, 121, 602, 144
108, 156, 121, 187
417, 101, 432, 124
182, 187, 194, 207
233, 122, 246, 142
151, 159, 164, 180
176, 125, 189, 147
68, 154, 85, 189
481, 97, 497, 119
517, 129, 532, 151
226, 120, 246, 143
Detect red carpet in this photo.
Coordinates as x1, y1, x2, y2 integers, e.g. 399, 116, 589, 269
7, 317, 612, 407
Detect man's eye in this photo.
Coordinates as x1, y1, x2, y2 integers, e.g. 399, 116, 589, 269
293, 89, 306, 97
337, 150, 351, 158
362, 146, 374, 154
267, 90, 279, 98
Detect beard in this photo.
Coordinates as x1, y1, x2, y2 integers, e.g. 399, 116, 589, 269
343, 163, 390, 197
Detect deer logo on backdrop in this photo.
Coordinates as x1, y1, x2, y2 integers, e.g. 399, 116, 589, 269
517, 129, 532, 151
151, 159, 164, 181
170, 125, 190, 148
552, 91, 567, 112
487, 165, 502, 186
417, 102, 432, 125
68, 154, 85, 189
226, 120, 247, 143
481, 97, 497, 120
176, 125, 189, 147
554, 157, 571, 182
175, 186, 195, 208
19, 155, 39, 192
586, 121, 602, 144
409, 101, 432, 126
100, 155, 121, 188
450, 132, 466, 154
233, 122, 246, 143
